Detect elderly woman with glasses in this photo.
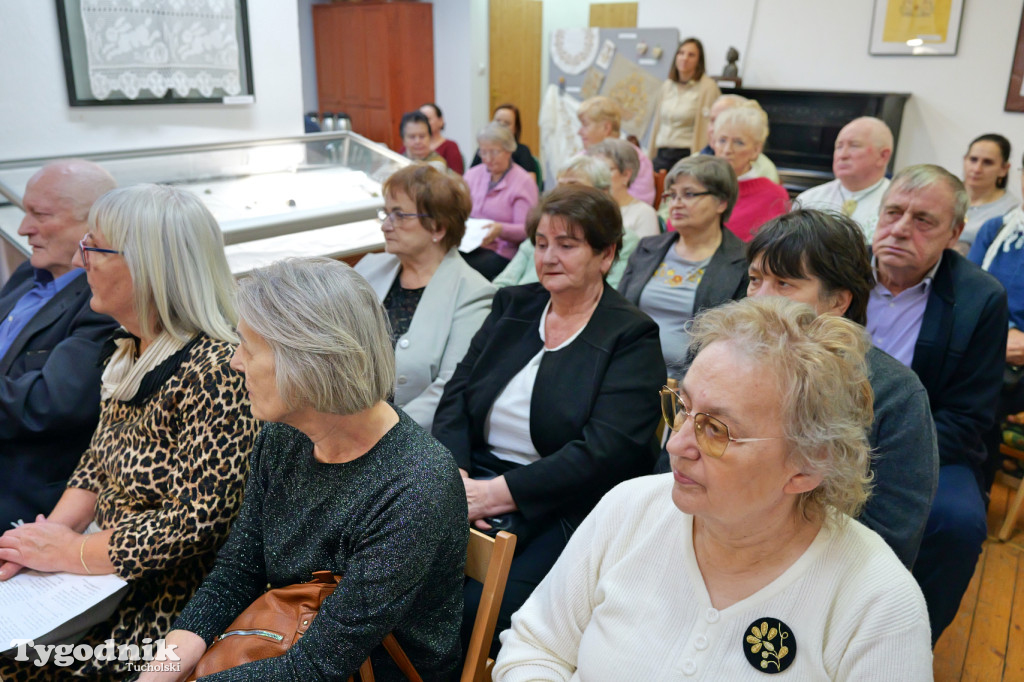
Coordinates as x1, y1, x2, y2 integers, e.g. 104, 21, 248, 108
462, 122, 540, 280
0, 184, 259, 681
618, 155, 748, 380
494, 296, 933, 681
355, 164, 495, 431
712, 100, 790, 242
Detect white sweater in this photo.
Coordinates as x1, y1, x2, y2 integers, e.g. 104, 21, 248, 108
493, 474, 932, 682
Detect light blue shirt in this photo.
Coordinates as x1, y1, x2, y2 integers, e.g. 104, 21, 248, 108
866, 257, 941, 368
0, 268, 84, 360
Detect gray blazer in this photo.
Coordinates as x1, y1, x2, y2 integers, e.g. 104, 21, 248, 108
617, 228, 749, 311
356, 248, 496, 430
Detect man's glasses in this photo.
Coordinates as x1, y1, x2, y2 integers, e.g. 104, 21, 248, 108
377, 208, 429, 225
659, 386, 781, 458
78, 235, 122, 268
661, 190, 714, 205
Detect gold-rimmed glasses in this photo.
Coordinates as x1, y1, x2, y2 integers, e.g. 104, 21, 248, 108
659, 386, 781, 458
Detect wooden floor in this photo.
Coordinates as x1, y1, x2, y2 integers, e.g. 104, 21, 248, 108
934, 479, 1024, 681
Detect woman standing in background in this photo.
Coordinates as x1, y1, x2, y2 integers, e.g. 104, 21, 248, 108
648, 38, 721, 173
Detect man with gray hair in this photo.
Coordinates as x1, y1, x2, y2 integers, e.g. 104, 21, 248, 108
797, 116, 894, 239
866, 163, 1007, 643
0, 159, 118, 531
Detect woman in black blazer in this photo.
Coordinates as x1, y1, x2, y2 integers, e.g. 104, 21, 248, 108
618, 155, 749, 380
432, 185, 665, 656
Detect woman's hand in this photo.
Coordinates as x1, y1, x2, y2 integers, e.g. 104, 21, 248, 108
461, 476, 516, 529
135, 629, 207, 682
481, 222, 504, 246
0, 515, 79, 578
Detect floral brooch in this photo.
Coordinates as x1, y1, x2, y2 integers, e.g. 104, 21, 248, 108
742, 618, 795, 674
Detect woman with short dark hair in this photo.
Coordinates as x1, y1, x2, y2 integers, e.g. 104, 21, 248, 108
959, 133, 1018, 251
419, 102, 465, 174
433, 184, 664, 656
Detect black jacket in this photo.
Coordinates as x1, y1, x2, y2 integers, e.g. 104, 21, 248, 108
0, 262, 118, 528
432, 282, 664, 528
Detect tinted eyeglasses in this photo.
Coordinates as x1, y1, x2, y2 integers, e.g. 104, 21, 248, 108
659, 386, 781, 458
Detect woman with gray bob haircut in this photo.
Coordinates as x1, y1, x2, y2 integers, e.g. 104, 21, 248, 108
618, 155, 748, 380
589, 138, 661, 238
158, 258, 469, 682
495, 297, 933, 681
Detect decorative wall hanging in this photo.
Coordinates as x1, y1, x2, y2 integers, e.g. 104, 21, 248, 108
551, 28, 600, 76
869, 0, 964, 56
599, 53, 662, 141
56, 0, 255, 106
580, 67, 605, 100
1006, 7, 1024, 112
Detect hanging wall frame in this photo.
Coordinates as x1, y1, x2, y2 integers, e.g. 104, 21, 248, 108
56, 0, 255, 106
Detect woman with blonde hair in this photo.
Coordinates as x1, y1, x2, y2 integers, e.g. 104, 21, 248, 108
495, 296, 932, 681
0, 184, 259, 680
711, 101, 789, 241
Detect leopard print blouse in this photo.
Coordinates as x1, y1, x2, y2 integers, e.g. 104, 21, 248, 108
0, 334, 258, 682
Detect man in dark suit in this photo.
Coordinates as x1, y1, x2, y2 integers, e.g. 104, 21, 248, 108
866, 164, 1008, 644
0, 159, 118, 533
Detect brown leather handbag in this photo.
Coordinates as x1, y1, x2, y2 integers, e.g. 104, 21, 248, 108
186, 571, 421, 682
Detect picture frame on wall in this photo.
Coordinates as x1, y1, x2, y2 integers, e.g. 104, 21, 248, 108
868, 0, 964, 56
1006, 7, 1024, 112
55, 0, 255, 106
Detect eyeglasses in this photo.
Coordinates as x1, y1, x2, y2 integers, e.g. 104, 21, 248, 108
479, 149, 507, 159
377, 208, 429, 225
661, 190, 714, 205
659, 386, 781, 458
78, 235, 122, 268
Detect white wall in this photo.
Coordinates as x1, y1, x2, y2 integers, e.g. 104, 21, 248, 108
0, 2, 305, 161
639, 0, 1024, 186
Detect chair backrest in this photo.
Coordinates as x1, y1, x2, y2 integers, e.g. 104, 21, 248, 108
653, 169, 668, 210
462, 529, 516, 682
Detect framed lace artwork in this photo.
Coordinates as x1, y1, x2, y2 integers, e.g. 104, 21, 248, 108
56, 0, 254, 106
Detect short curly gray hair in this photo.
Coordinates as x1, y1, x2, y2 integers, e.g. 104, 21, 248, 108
687, 297, 875, 525
235, 258, 395, 415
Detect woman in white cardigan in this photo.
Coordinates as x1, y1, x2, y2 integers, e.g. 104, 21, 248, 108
356, 164, 495, 430
493, 298, 932, 681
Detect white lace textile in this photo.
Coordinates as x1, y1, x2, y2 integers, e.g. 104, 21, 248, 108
80, 0, 241, 101
550, 28, 599, 76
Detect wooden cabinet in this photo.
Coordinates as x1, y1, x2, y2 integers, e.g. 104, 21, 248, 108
313, 2, 434, 151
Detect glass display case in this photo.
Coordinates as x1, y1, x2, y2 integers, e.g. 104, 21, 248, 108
0, 132, 407, 274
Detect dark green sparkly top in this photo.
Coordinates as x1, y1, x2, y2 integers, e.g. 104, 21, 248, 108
174, 410, 469, 681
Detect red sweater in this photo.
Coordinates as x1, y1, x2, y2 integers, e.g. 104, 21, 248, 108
726, 177, 790, 242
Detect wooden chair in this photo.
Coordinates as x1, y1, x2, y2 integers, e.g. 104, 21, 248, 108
997, 443, 1024, 540
351, 529, 516, 682
462, 528, 517, 682
653, 169, 668, 210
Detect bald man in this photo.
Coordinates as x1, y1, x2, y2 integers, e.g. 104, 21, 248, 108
797, 117, 894, 240
0, 160, 119, 530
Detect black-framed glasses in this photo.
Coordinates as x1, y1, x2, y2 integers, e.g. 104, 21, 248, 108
661, 190, 714, 204
377, 208, 429, 225
78, 235, 122, 268
659, 386, 780, 458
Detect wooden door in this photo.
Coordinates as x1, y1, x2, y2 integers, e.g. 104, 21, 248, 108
488, 0, 542, 156
589, 3, 637, 28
